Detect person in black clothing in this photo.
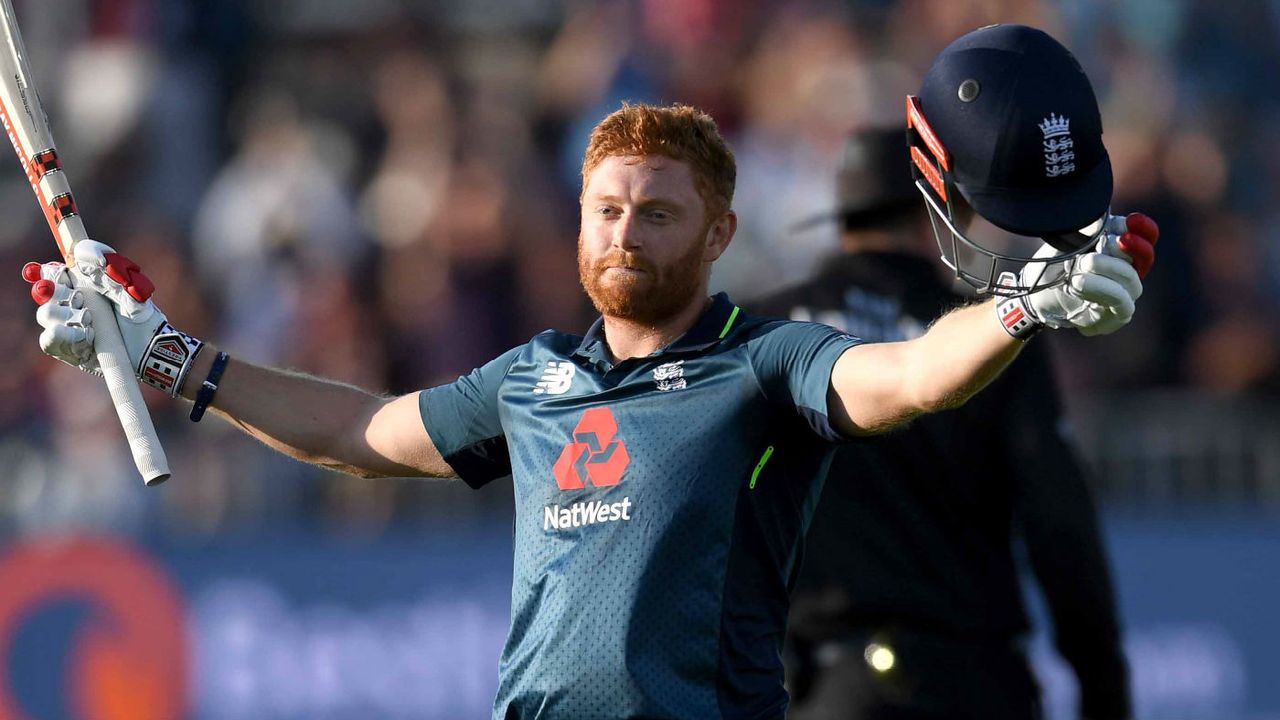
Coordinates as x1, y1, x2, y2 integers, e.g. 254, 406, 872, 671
750, 126, 1133, 720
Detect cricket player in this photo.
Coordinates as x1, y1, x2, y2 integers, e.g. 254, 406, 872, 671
752, 126, 1131, 720
24, 25, 1155, 720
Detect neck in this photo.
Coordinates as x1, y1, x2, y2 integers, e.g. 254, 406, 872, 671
601, 295, 712, 363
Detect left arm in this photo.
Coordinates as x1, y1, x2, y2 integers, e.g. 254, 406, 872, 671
826, 300, 1021, 435
829, 212, 1158, 436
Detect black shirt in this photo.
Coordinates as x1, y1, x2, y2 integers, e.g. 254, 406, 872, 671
748, 251, 1131, 719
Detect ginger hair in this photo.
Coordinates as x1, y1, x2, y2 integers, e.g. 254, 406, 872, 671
581, 102, 736, 218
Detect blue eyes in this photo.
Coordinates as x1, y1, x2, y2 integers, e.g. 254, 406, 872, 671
595, 207, 675, 222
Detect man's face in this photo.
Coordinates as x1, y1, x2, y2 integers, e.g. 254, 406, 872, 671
579, 154, 733, 324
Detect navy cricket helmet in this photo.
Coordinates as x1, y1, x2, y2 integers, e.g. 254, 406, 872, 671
907, 24, 1113, 295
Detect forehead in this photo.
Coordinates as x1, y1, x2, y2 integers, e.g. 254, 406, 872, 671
584, 155, 700, 202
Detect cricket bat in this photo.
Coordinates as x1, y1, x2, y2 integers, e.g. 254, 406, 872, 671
0, 0, 170, 484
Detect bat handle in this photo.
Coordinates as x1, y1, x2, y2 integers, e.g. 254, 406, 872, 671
78, 288, 171, 485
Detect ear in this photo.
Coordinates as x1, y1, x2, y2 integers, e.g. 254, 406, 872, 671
702, 211, 736, 262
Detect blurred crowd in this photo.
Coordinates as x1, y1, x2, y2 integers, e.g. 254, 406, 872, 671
1, 0, 1278, 537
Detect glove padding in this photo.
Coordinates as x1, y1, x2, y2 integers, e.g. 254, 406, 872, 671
24, 240, 202, 396
1021, 213, 1158, 337
27, 261, 102, 375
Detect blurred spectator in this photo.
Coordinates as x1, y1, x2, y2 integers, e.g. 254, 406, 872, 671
190, 86, 367, 363
4, 0, 1280, 532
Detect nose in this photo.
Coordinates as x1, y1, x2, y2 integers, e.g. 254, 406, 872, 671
614, 212, 642, 251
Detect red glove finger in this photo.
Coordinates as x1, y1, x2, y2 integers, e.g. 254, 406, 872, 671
1126, 212, 1160, 244
21, 261, 41, 283
21, 262, 55, 305
1118, 212, 1158, 279
103, 252, 155, 302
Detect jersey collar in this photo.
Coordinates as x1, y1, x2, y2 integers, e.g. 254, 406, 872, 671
664, 292, 741, 353
572, 293, 742, 364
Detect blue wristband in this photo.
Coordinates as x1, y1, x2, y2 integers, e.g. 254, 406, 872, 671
190, 351, 229, 422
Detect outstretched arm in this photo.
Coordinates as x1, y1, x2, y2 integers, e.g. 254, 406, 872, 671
828, 212, 1157, 436
26, 240, 455, 480
827, 300, 1022, 434
181, 350, 453, 478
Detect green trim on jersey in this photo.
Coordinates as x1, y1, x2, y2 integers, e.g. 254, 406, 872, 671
719, 305, 741, 339
749, 445, 775, 489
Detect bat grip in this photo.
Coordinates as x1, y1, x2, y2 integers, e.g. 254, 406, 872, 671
77, 287, 172, 485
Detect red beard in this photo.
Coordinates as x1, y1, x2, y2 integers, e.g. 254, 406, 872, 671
578, 233, 707, 326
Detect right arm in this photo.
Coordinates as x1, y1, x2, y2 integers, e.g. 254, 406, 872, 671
26, 241, 457, 481
181, 349, 455, 479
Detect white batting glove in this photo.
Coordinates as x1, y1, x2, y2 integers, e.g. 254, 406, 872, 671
996, 212, 1159, 339
24, 240, 205, 396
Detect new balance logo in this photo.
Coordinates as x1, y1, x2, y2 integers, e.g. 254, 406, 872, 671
533, 360, 575, 395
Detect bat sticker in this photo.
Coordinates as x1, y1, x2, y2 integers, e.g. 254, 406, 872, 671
33, 148, 58, 176
50, 191, 76, 221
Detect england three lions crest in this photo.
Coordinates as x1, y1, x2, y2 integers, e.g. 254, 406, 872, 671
1039, 114, 1075, 178
653, 360, 686, 392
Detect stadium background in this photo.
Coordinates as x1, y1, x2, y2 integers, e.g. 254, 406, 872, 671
0, 0, 1276, 718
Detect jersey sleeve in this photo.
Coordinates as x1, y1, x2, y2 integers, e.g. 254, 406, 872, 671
418, 345, 523, 489
747, 321, 862, 442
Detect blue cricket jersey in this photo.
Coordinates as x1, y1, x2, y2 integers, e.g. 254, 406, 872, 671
418, 293, 861, 719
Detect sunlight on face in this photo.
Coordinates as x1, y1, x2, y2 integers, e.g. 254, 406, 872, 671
578, 155, 716, 324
